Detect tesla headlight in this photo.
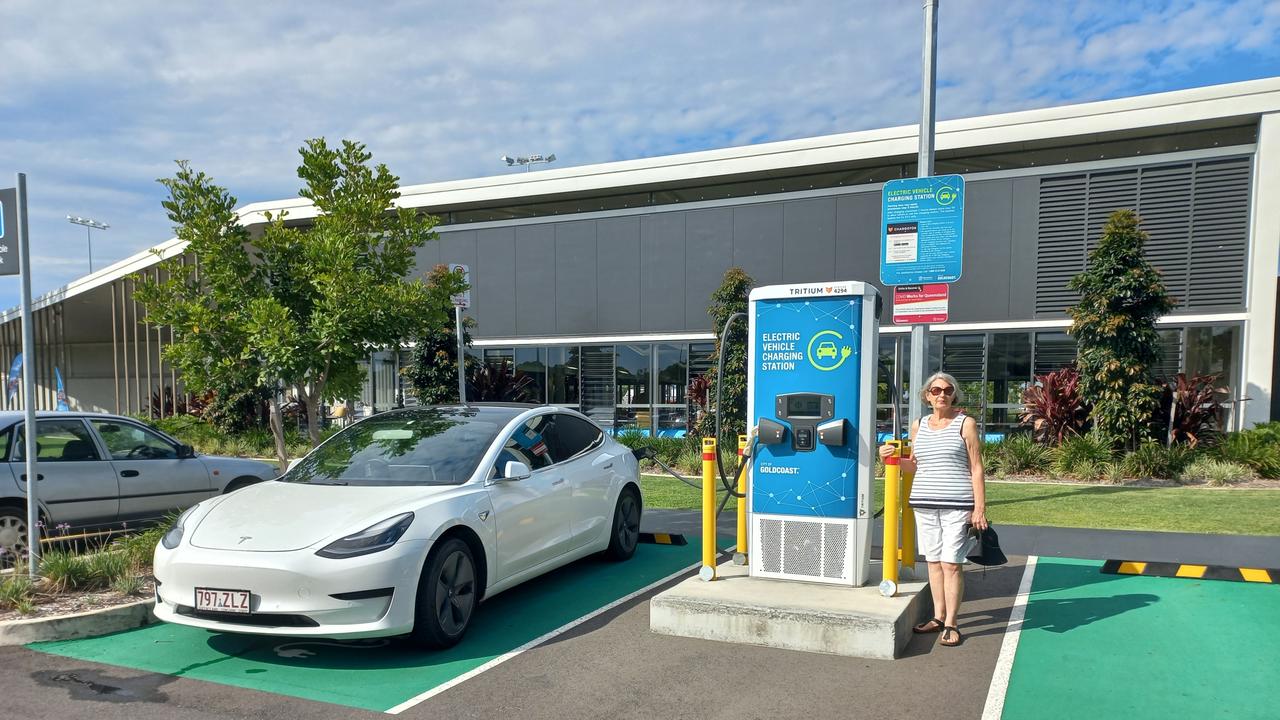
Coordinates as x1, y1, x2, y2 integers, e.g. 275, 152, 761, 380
316, 512, 415, 559
161, 506, 198, 550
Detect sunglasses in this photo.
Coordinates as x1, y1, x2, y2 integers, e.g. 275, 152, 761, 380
928, 386, 955, 397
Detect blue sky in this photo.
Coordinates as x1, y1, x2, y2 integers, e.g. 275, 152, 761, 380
1, 0, 1278, 309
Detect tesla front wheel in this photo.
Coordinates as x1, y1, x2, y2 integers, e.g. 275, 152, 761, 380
412, 537, 478, 649
604, 486, 641, 561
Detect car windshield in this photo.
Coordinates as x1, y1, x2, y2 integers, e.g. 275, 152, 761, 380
283, 408, 503, 486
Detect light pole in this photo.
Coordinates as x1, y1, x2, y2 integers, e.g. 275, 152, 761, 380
67, 215, 108, 273
501, 153, 557, 172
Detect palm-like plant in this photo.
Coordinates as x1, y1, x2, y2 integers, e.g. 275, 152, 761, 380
1020, 366, 1090, 445
1160, 373, 1228, 447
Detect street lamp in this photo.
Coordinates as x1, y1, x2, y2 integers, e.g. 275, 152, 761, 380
501, 153, 557, 172
67, 215, 108, 273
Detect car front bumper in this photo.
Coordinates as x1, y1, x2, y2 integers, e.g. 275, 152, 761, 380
153, 539, 429, 639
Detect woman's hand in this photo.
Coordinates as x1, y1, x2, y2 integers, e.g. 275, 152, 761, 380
878, 443, 897, 460
970, 506, 989, 531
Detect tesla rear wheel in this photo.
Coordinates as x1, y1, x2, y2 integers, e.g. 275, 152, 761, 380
604, 486, 641, 561
412, 537, 477, 649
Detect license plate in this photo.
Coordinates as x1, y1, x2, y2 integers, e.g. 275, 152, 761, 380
195, 587, 251, 614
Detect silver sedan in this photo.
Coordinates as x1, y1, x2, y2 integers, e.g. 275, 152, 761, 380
0, 412, 276, 560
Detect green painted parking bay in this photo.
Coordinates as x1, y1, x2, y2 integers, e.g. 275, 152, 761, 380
1002, 557, 1280, 720
31, 540, 703, 713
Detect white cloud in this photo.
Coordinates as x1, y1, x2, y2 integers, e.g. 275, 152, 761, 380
0, 0, 1278, 306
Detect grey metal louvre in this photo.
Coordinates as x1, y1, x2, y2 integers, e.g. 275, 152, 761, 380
1188, 158, 1250, 308
1036, 156, 1251, 317
579, 346, 616, 429
1034, 175, 1088, 315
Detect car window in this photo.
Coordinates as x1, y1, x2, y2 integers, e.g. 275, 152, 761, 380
12, 419, 102, 462
495, 415, 557, 475
90, 420, 178, 460
550, 414, 603, 460
284, 408, 502, 486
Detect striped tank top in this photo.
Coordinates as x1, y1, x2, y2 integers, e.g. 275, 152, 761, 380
908, 412, 975, 510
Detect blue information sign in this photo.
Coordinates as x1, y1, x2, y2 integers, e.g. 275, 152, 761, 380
880, 174, 965, 285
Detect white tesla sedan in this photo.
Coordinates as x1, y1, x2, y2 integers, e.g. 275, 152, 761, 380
153, 404, 643, 648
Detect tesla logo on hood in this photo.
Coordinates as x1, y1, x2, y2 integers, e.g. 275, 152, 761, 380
238, 536, 252, 544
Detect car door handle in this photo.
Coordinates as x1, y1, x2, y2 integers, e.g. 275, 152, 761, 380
120, 470, 140, 478
602, 462, 613, 469
552, 478, 566, 486
21, 474, 43, 482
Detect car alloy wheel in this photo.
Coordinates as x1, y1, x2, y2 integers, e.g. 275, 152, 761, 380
0, 510, 29, 569
605, 487, 641, 561
413, 537, 478, 649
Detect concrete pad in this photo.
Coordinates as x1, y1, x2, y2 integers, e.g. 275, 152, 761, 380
650, 560, 929, 659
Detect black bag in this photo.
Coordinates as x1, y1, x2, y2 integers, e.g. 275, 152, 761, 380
965, 525, 1007, 567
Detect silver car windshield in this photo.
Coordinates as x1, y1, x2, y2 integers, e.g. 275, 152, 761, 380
283, 408, 502, 486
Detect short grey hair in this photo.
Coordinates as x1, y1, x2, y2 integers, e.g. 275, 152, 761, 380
920, 372, 965, 404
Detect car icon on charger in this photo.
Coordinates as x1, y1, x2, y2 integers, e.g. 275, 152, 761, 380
815, 341, 838, 359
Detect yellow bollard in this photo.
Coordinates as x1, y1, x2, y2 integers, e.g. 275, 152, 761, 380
700, 437, 718, 581
735, 434, 748, 564
880, 439, 902, 595
900, 442, 917, 578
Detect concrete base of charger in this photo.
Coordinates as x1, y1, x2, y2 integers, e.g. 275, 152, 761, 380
649, 560, 930, 659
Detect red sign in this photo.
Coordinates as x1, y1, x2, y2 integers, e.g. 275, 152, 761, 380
893, 284, 949, 325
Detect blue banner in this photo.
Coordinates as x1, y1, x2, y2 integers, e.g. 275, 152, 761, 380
6, 353, 20, 405
880, 174, 965, 285
55, 367, 69, 411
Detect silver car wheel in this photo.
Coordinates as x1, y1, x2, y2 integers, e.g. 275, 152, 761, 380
0, 511, 29, 567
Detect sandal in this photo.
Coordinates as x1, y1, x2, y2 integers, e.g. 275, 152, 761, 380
939, 626, 963, 647
913, 617, 945, 634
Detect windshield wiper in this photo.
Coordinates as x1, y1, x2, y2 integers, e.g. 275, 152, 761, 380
307, 480, 349, 486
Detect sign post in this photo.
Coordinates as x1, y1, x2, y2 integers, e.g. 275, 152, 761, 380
4, 175, 38, 576
450, 264, 471, 405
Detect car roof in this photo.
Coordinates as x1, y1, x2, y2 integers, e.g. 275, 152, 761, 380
0, 411, 140, 428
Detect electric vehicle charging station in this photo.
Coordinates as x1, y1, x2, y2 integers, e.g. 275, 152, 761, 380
747, 281, 879, 587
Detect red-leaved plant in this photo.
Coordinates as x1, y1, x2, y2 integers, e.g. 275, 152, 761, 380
1020, 366, 1091, 445
1158, 373, 1228, 447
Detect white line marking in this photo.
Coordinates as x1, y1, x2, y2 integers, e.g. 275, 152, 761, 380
385, 560, 703, 714
981, 555, 1038, 720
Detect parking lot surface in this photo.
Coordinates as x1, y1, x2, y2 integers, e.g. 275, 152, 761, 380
2, 516, 1277, 719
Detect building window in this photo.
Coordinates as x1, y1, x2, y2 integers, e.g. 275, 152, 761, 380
547, 346, 580, 405
1185, 324, 1242, 428
515, 348, 546, 404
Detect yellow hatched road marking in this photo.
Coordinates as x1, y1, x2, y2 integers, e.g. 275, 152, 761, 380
1240, 568, 1272, 583
1117, 561, 1146, 575
1176, 565, 1207, 578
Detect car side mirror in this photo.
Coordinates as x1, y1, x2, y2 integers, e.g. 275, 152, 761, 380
176, 444, 196, 459
502, 460, 532, 481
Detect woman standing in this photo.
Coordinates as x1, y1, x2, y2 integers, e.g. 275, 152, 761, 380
879, 371, 987, 647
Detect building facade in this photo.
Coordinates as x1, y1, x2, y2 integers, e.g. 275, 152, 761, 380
3, 78, 1279, 438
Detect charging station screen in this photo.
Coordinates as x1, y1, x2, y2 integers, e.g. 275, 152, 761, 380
752, 296, 863, 519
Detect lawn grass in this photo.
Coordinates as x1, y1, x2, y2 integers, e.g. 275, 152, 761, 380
640, 473, 1280, 536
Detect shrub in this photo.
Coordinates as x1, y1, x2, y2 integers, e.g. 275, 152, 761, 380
1053, 433, 1114, 478
980, 442, 1003, 477
84, 551, 131, 587
0, 574, 35, 611
695, 268, 753, 439
1020, 366, 1090, 445
111, 575, 145, 596
1210, 433, 1280, 479
1243, 421, 1280, 445
1179, 457, 1256, 486
1157, 373, 1228, 447
40, 549, 92, 593
1101, 461, 1127, 485
112, 523, 170, 571
1121, 442, 1195, 480
995, 435, 1052, 475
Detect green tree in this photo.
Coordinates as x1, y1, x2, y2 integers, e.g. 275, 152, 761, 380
403, 265, 474, 404
138, 139, 465, 469
695, 267, 753, 439
1067, 209, 1176, 449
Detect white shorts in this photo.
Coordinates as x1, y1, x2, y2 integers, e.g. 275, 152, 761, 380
914, 508, 973, 564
